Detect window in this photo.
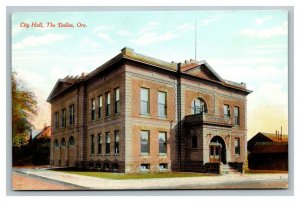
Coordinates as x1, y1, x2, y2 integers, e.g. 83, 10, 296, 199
158, 132, 167, 154
140, 164, 150, 171
54, 139, 59, 147
235, 138, 240, 155
91, 98, 95, 121
104, 163, 109, 170
105, 92, 110, 117
96, 163, 101, 169
61, 108, 66, 128
69, 105, 75, 125
61, 138, 66, 147
114, 130, 120, 154
106, 132, 110, 154
115, 88, 120, 114
234, 107, 240, 125
192, 135, 197, 148
91, 135, 94, 154
140, 130, 150, 154
192, 98, 206, 114
97, 133, 102, 154
113, 163, 119, 170
54, 112, 59, 130
140, 88, 149, 114
159, 163, 168, 170
158, 91, 167, 117
98, 96, 102, 118
224, 104, 230, 117
68, 136, 75, 146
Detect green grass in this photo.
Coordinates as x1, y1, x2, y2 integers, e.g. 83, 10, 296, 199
52, 170, 212, 180
244, 169, 288, 174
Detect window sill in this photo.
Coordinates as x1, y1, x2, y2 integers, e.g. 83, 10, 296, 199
113, 113, 120, 119
158, 153, 167, 156
105, 154, 110, 156
97, 154, 103, 156
114, 153, 120, 156
139, 113, 150, 118
140, 153, 150, 156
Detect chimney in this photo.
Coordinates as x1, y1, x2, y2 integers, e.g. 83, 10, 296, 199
44, 123, 47, 129
280, 126, 283, 140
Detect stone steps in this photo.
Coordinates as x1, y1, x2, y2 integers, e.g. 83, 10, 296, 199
221, 164, 240, 175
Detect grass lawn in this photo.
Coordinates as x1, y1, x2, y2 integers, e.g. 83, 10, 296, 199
51, 169, 213, 180
245, 169, 288, 174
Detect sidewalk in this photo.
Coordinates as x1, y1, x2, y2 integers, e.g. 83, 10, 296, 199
14, 168, 288, 190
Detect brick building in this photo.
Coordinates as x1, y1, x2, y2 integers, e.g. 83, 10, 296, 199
47, 47, 251, 173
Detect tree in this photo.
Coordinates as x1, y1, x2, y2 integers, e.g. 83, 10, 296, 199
12, 72, 37, 147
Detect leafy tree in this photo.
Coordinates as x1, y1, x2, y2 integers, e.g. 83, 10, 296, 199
12, 72, 37, 147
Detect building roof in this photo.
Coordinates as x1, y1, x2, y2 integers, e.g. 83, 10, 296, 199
47, 47, 252, 102
251, 142, 288, 154
253, 132, 288, 143
33, 126, 51, 140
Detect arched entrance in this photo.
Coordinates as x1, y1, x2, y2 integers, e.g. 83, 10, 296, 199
209, 136, 227, 164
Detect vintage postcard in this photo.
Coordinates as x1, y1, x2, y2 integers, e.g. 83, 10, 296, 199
11, 10, 288, 190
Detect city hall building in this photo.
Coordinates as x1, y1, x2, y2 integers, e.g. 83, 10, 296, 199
47, 47, 251, 173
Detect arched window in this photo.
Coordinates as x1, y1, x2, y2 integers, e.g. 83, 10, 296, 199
192, 135, 198, 148
54, 139, 59, 147
192, 98, 207, 115
61, 138, 66, 147
69, 136, 75, 146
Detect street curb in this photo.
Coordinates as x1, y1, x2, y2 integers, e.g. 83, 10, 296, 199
13, 169, 89, 190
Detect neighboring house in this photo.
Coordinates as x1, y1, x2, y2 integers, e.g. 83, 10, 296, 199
247, 132, 288, 171
31, 125, 51, 165
47, 47, 251, 173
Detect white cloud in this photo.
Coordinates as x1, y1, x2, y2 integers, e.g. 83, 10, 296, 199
117, 29, 132, 37
137, 21, 160, 36
255, 16, 272, 26
80, 37, 101, 49
198, 15, 220, 26
12, 33, 68, 50
91, 25, 115, 43
92, 25, 110, 33
237, 22, 287, 39
95, 32, 114, 43
131, 31, 177, 46
177, 23, 194, 31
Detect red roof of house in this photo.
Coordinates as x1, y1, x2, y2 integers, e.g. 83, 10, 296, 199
34, 126, 51, 140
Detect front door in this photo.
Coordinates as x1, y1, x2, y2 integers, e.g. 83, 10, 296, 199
209, 136, 227, 164
209, 143, 222, 163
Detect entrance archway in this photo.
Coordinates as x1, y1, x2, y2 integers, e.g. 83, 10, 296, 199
209, 136, 227, 164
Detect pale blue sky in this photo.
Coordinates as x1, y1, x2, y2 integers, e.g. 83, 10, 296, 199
12, 10, 288, 138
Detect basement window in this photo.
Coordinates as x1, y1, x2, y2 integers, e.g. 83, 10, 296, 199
140, 164, 150, 172
159, 163, 168, 171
